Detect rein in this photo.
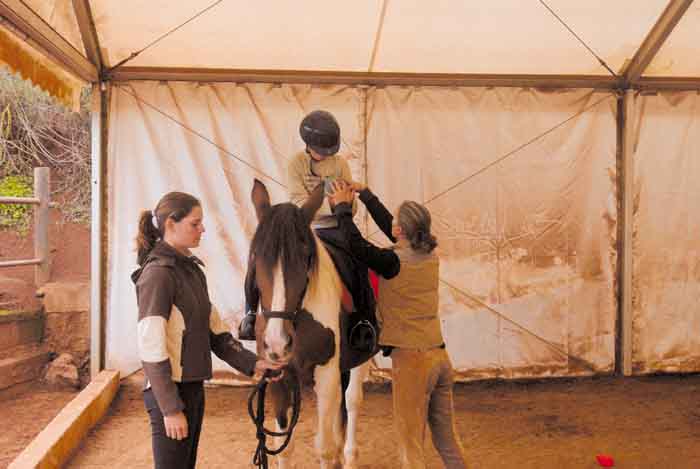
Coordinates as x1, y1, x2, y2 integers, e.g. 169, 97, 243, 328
246, 251, 311, 467
247, 368, 302, 469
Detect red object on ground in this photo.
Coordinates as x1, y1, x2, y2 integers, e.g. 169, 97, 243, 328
369, 270, 379, 297
596, 454, 615, 467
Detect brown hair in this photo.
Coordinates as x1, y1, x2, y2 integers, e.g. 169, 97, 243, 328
397, 201, 438, 254
136, 192, 201, 265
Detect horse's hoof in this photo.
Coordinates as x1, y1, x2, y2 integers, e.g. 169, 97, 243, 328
343, 449, 359, 469
343, 455, 359, 469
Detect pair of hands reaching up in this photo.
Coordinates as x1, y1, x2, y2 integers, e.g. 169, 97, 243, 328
328, 180, 366, 207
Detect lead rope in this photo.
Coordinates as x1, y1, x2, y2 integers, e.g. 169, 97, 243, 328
247, 368, 302, 469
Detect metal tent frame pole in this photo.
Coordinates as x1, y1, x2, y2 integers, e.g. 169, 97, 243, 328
88, 84, 109, 378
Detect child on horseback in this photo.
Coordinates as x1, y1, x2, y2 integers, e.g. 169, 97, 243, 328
288, 109, 356, 230
240, 110, 385, 363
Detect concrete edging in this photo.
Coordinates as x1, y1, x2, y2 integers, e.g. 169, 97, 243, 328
9, 370, 120, 469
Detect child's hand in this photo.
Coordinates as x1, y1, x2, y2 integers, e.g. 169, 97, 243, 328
348, 181, 367, 193
328, 180, 354, 207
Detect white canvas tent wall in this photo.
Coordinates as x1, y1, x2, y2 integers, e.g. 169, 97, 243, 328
1, 0, 699, 381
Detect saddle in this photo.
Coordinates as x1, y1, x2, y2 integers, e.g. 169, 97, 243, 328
239, 232, 380, 371
321, 239, 380, 371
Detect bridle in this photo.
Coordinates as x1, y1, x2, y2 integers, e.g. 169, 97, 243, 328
259, 283, 307, 324
256, 254, 313, 326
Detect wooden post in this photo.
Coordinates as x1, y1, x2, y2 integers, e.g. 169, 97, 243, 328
33, 167, 50, 286
620, 90, 635, 376
90, 84, 109, 378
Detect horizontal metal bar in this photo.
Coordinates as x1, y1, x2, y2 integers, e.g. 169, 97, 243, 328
0, 198, 56, 208
110, 67, 623, 89
0, 196, 40, 205
634, 76, 700, 91
0, 258, 42, 267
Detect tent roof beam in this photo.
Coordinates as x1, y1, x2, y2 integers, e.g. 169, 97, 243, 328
0, 0, 97, 82
72, 0, 105, 71
624, 0, 693, 84
109, 68, 623, 89
635, 76, 700, 91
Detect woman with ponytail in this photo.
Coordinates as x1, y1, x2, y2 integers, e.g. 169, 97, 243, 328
132, 192, 281, 469
329, 182, 467, 469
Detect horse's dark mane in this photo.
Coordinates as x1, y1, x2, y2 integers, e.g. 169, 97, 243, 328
249, 202, 318, 280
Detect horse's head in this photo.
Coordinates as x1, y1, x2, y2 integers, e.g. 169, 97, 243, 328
248, 179, 324, 364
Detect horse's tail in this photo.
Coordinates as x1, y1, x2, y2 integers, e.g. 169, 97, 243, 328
340, 369, 350, 429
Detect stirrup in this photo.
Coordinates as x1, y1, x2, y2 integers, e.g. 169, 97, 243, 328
238, 310, 257, 341
349, 319, 377, 353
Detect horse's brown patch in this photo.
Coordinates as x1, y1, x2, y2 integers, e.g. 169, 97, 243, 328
291, 309, 336, 387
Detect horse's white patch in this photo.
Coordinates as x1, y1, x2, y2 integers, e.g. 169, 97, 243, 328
265, 261, 288, 357
303, 235, 342, 333
305, 234, 346, 466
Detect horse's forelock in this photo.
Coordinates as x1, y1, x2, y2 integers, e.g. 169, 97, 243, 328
250, 203, 318, 282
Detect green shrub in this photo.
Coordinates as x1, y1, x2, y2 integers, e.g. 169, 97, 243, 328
0, 175, 32, 230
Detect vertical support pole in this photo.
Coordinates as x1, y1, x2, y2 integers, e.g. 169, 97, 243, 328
361, 86, 370, 233
33, 167, 50, 286
619, 89, 635, 376
90, 83, 107, 379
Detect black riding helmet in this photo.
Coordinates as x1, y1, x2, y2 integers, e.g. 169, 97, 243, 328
299, 110, 340, 157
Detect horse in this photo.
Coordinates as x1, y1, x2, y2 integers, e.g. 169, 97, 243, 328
247, 178, 371, 469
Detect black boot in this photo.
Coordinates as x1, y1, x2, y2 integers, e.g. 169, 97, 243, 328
238, 309, 257, 341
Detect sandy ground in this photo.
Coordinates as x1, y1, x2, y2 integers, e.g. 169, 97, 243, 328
63, 371, 700, 469
1, 216, 88, 468
0, 381, 79, 468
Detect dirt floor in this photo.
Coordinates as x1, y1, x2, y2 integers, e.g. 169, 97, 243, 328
64, 371, 700, 469
0, 213, 89, 468
0, 381, 79, 468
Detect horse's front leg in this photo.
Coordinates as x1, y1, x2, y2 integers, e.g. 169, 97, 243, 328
314, 360, 342, 469
269, 381, 295, 469
274, 418, 295, 469
343, 362, 369, 469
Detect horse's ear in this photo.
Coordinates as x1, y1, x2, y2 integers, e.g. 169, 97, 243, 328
251, 179, 271, 222
301, 183, 324, 226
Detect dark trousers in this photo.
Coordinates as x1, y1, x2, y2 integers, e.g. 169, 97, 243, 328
143, 381, 205, 469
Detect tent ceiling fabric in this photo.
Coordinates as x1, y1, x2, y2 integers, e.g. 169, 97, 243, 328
374, 0, 667, 75
92, 0, 381, 70
647, 4, 700, 76
15, 0, 699, 79
89, 0, 668, 74
22, 0, 86, 58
